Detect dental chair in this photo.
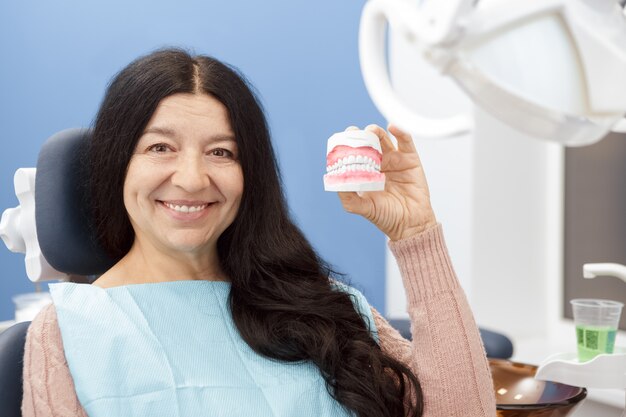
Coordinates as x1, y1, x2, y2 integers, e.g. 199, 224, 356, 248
0, 128, 513, 417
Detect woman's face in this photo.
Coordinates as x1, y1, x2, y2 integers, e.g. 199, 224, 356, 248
123, 93, 244, 257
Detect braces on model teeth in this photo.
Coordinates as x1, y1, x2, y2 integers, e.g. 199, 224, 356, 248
323, 130, 385, 192
325, 155, 381, 175
163, 202, 208, 213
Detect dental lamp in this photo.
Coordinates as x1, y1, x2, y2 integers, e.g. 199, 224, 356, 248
359, 0, 626, 146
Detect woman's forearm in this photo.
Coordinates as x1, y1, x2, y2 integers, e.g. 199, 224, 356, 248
374, 224, 496, 416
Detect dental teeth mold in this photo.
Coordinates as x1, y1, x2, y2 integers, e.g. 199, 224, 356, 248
323, 130, 385, 192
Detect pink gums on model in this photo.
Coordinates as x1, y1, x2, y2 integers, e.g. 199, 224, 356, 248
323, 145, 385, 185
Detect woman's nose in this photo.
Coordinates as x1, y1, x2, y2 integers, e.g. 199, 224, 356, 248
170, 153, 210, 192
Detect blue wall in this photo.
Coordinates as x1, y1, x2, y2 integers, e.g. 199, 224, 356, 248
0, 1, 388, 321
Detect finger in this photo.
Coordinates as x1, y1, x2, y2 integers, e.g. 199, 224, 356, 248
345, 125, 359, 132
365, 124, 395, 154
337, 191, 370, 217
388, 124, 417, 153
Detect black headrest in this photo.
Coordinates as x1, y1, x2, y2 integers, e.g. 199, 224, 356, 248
35, 128, 116, 276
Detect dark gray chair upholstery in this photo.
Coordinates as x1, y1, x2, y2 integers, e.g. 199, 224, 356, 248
0, 321, 31, 417
35, 128, 115, 275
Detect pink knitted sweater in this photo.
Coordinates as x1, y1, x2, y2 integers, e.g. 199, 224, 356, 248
21, 224, 496, 416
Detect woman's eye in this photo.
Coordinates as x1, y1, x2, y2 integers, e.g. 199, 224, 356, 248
210, 148, 234, 158
147, 143, 171, 153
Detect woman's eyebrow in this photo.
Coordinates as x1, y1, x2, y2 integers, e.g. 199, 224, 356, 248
207, 135, 237, 144
143, 126, 177, 138
143, 126, 236, 143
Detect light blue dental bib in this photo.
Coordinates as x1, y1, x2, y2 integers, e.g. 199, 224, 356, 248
49, 280, 378, 417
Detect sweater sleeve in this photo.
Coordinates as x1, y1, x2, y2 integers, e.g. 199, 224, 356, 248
373, 223, 496, 417
22, 303, 89, 417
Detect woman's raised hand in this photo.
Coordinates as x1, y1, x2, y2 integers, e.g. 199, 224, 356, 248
337, 124, 437, 241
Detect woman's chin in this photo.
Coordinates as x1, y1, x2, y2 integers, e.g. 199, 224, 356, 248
160, 237, 213, 256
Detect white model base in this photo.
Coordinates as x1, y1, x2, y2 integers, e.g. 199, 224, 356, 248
324, 181, 385, 192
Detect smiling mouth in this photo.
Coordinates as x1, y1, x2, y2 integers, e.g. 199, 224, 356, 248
158, 201, 213, 214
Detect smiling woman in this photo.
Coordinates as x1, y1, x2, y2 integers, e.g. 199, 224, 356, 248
20, 48, 496, 417
95, 93, 245, 286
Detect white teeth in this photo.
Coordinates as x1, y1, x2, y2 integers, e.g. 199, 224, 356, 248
325, 155, 381, 176
164, 202, 208, 213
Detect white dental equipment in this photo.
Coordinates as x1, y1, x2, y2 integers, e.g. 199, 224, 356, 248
0, 169, 68, 283
583, 263, 626, 283
536, 264, 626, 416
359, 0, 626, 146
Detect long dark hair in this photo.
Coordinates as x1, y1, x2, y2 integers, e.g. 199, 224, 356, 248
88, 48, 423, 417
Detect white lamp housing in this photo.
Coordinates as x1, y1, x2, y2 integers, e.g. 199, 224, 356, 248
359, 0, 626, 146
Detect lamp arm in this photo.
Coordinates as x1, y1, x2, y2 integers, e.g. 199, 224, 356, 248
359, 0, 474, 138
415, 0, 476, 45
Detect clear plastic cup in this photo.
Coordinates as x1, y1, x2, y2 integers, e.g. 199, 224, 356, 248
570, 299, 623, 362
